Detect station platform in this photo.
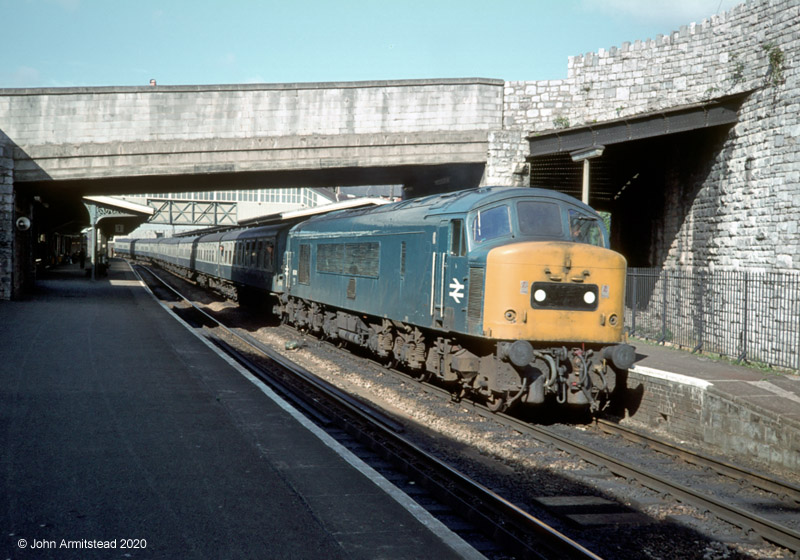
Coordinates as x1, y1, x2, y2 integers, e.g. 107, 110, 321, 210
631, 339, 800, 424
627, 334, 800, 475
0, 260, 480, 560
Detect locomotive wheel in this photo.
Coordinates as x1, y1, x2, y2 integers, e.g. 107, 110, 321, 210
415, 370, 431, 382
385, 357, 398, 369
487, 395, 507, 413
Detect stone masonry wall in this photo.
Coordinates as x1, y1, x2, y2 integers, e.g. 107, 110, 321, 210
625, 368, 800, 473
491, 0, 800, 272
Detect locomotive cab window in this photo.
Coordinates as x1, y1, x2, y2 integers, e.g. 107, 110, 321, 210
517, 201, 563, 238
470, 205, 511, 245
450, 219, 466, 256
568, 209, 606, 248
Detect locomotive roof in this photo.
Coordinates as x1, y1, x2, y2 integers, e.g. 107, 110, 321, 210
291, 186, 598, 232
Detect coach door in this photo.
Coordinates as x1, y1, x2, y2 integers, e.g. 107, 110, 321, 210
432, 219, 469, 332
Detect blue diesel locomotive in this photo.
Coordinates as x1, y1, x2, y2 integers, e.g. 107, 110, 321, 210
117, 187, 634, 412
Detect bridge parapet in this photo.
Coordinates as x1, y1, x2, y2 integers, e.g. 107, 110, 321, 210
1, 79, 503, 185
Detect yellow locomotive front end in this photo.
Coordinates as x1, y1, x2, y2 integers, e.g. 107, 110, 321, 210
483, 241, 627, 345
475, 240, 634, 411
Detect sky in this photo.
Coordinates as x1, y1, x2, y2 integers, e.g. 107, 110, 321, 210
2, 0, 744, 88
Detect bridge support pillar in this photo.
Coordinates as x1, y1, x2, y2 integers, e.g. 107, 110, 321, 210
485, 130, 530, 188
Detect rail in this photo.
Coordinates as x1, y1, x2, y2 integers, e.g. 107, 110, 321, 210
594, 419, 800, 504
487, 411, 800, 555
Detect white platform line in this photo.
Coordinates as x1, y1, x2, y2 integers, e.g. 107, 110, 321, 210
630, 365, 713, 389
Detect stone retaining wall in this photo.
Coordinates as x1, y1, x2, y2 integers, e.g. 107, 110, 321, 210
490, 0, 799, 272
624, 368, 799, 474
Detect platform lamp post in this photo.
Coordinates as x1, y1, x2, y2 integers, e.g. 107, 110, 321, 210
570, 145, 605, 205
83, 201, 99, 281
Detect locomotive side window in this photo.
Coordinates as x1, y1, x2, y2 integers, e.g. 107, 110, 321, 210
298, 244, 310, 284
450, 219, 467, 256
517, 201, 563, 237
470, 205, 511, 244
318, 243, 345, 273
317, 242, 380, 277
568, 209, 606, 247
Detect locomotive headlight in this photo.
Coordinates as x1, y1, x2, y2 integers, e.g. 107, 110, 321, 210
583, 291, 596, 305
533, 289, 547, 303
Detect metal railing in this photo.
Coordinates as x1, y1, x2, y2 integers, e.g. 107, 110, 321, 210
625, 268, 800, 371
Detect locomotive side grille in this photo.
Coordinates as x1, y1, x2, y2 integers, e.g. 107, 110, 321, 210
467, 267, 485, 323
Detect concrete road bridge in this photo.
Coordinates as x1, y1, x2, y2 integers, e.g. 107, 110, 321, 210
3, 79, 501, 195
1, 79, 510, 296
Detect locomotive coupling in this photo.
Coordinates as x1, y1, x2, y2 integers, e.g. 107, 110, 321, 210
601, 343, 636, 370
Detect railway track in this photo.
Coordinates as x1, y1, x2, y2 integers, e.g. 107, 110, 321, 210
133, 263, 604, 560
589, 419, 800, 552
319, 331, 800, 556
410, 377, 800, 556
593, 418, 800, 505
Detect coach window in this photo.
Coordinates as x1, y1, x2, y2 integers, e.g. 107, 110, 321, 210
470, 205, 511, 244
265, 241, 274, 272
256, 241, 264, 269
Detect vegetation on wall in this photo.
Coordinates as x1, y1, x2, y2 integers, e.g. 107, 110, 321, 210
762, 42, 785, 86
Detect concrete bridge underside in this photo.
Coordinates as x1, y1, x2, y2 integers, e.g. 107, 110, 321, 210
15, 132, 489, 197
